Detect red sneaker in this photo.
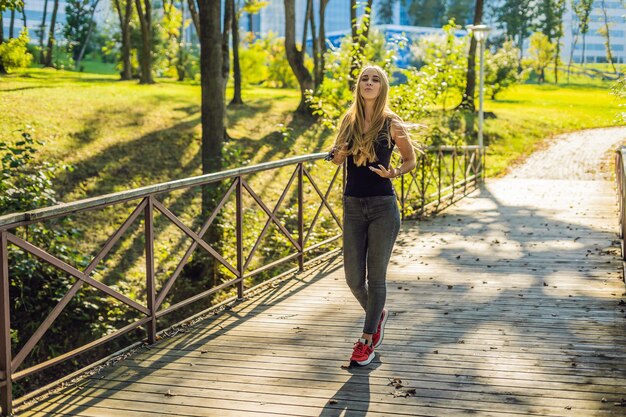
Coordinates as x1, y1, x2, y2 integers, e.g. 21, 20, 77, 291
372, 308, 389, 348
350, 338, 375, 366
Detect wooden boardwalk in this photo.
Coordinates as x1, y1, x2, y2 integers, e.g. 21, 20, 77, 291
17, 175, 626, 416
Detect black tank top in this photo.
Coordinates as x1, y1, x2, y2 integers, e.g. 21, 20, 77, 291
344, 119, 396, 197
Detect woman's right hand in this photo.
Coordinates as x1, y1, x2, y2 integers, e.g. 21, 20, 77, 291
332, 143, 350, 164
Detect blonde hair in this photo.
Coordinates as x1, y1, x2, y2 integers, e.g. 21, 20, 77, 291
335, 65, 411, 166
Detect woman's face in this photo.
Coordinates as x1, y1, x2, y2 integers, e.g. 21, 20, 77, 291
359, 68, 382, 101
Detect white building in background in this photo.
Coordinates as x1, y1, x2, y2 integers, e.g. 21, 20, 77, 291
1, 0, 111, 44
562, 1, 626, 64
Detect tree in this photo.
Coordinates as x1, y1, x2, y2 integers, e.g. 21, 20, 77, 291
317, 0, 329, 87
198, 0, 225, 191
550, 0, 566, 83
222, 0, 233, 94
44, 0, 60, 67
63, 0, 100, 68
284, 0, 314, 114
408, 0, 446, 27
573, 0, 593, 66
135, 0, 154, 83
38, 0, 49, 64
230, 0, 243, 105
446, 0, 475, 25
484, 39, 520, 99
0, 0, 26, 74
376, 0, 395, 24
493, 0, 534, 62
525, 32, 555, 83
112, 0, 134, 80
599, 0, 617, 74
349, 0, 373, 91
458, 0, 483, 111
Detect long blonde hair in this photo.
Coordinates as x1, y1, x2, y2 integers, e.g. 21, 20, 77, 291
335, 65, 409, 166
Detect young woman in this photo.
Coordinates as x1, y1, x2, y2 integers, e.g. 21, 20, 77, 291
328, 65, 417, 366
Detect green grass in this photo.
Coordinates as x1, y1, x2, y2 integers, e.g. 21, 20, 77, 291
76, 60, 118, 75
484, 81, 622, 176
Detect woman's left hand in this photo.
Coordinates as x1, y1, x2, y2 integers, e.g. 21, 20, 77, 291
369, 164, 396, 178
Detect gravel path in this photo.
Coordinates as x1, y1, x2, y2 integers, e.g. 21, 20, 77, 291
506, 126, 626, 181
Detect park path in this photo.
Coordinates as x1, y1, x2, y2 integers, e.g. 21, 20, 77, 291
17, 127, 626, 416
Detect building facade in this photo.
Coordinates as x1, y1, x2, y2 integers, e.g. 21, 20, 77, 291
562, 1, 626, 64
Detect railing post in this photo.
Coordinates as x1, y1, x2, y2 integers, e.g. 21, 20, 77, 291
297, 164, 304, 272
437, 151, 442, 207
400, 171, 405, 221
420, 154, 426, 217
463, 149, 468, 195
236, 177, 244, 299
0, 232, 12, 417
451, 149, 456, 202
145, 197, 156, 344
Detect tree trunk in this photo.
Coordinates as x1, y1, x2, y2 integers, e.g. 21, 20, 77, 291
222, 0, 233, 95
187, 0, 200, 39
135, 0, 154, 84
198, 0, 225, 185
21, 6, 26, 27
9, 8, 15, 38
45, 0, 60, 67
177, 0, 186, 81
554, 41, 560, 83
75, 0, 101, 70
458, 0, 483, 111
582, 33, 586, 65
359, 0, 373, 50
349, 0, 358, 91
284, 0, 314, 114
114, 0, 133, 79
318, 0, 328, 87
308, 0, 320, 89
230, 0, 243, 105
0, 14, 5, 74
39, 0, 49, 64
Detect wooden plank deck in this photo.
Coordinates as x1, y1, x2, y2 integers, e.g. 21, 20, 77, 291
17, 176, 626, 417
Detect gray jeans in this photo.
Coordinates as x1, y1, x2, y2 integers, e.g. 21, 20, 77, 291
343, 195, 401, 334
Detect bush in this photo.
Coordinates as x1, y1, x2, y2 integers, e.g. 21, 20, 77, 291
0, 29, 33, 72
485, 39, 521, 99
0, 131, 129, 395
612, 76, 626, 123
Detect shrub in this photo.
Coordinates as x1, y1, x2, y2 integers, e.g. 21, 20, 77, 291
485, 39, 521, 99
0, 29, 33, 71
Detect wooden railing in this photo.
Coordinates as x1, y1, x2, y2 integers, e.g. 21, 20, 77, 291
615, 147, 626, 266
0, 146, 482, 416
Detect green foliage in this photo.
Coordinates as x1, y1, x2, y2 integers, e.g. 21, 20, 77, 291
573, 0, 594, 36
611, 76, 626, 123
0, 29, 32, 71
258, 32, 299, 88
307, 28, 397, 128
410, 20, 467, 110
63, 0, 98, 61
492, 0, 533, 43
0, 131, 129, 395
523, 32, 555, 83
238, 34, 270, 85
485, 39, 521, 99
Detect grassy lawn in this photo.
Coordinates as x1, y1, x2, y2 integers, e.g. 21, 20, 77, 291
485, 81, 622, 176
